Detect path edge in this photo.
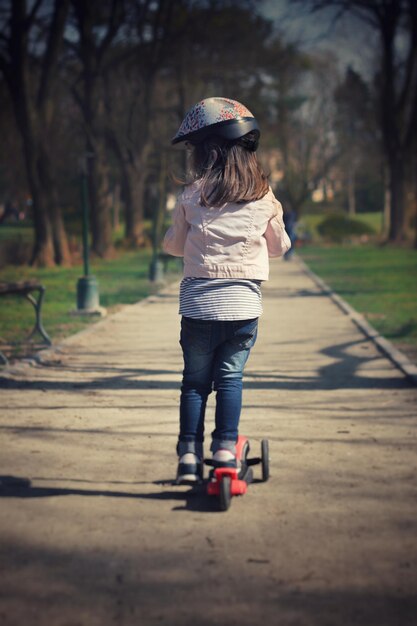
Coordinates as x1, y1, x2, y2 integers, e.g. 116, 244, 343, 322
297, 256, 417, 386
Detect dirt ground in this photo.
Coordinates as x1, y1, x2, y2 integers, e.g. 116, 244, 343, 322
1, 258, 416, 626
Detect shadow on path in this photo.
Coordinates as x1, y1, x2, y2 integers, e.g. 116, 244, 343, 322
0, 339, 412, 392
1, 534, 415, 626
0, 475, 223, 513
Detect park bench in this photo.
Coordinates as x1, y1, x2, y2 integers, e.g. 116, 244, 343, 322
0, 280, 52, 366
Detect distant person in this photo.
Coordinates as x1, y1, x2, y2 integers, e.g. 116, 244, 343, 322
163, 97, 291, 484
283, 208, 297, 260
0, 199, 20, 224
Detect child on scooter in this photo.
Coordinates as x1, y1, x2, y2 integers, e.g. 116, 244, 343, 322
163, 97, 291, 484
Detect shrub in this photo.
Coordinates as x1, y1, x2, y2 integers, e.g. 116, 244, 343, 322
317, 214, 375, 242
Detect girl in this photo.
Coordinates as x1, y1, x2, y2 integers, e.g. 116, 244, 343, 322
163, 97, 291, 484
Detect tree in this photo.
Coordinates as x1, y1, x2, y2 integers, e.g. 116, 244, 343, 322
138, 0, 274, 243
263, 42, 340, 215
68, 0, 126, 258
0, 80, 27, 209
166, 0, 272, 128
334, 67, 379, 215
0, 0, 71, 266
103, 0, 177, 246
296, 0, 417, 242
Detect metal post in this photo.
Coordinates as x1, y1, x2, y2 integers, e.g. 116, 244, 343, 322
81, 169, 90, 277
149, 150, 167, 283
76, 154, 101, 312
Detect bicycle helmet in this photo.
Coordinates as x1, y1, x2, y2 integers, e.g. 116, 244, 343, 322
172, 97, 260, 149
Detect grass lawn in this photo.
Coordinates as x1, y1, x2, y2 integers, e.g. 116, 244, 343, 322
0, 249, 181, 361
298, 244, 417, 364
0, 222, 33, 242
298, 211, 384, 240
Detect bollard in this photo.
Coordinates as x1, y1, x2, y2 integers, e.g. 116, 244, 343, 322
72, 155, 105, 317
149, 256, 164, 282
77, 275, 100, 310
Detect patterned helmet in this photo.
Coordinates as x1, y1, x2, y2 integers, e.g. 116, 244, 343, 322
172, 97, 260, 147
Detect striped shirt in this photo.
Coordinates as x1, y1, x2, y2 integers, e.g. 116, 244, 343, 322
179, 278, 263, 321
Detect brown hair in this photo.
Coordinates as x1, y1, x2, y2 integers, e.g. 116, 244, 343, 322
186, 133, 269, 207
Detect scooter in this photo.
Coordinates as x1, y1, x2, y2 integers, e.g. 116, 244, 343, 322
204, 436, 270, 511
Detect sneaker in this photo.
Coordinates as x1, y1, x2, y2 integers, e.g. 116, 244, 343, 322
176, 453, 203, 485
212, 449, 237, 469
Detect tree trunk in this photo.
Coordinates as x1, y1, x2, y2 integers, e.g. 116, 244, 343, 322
379, 13, 407, 243
18, 120, 55, 266
122, 161, 147, 246
37, 144, 72, 264
347, 168, 356, 216
110, 137, 152, 247
88, 139, 114, 258
112, 183, 121, 231
4, 0, 72, 266
382, 169, 391, 239
404, 146, 417, 246
154, 150, 168, 251
49, 199, 72, 265
413, 162, 417, 249
29, 181, 55, 267
388, 156, 406, 242
414, 199, 417, 249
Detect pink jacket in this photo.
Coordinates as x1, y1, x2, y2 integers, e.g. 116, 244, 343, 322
162, 182, 291, 280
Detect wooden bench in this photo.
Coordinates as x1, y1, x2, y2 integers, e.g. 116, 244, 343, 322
0, 281, 52, 366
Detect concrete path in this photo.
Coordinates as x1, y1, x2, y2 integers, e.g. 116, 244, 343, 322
1, 258, 416, 626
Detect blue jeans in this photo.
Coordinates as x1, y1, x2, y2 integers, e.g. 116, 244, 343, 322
178, 316, 258, 458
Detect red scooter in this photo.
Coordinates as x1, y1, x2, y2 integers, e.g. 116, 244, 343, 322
205, 436, 270, 511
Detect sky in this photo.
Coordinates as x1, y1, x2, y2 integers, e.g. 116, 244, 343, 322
261, 0, 379, 78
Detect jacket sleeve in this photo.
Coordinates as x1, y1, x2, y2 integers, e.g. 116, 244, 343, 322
264, 194, 292, 258
162, 196, 189, 257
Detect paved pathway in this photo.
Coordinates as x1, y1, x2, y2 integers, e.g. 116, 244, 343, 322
1, 258, 416, 626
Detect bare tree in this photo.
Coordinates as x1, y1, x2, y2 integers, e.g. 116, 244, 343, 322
0, 81, 27, 209
103, 0, 176, 246
296, 0, 417, 242
334, 67, 379, 216
168, 0, 272, 115
0, 0, 71, 266
68, 0, 125, 258
264, 41, 340, 215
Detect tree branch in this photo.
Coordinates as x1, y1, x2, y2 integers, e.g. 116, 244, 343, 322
301, 0, 381, 28
0, 52, 12, 91
37, 0, 70, 111
397, 0, 417, 147
25, 0, 44, 30
97, 0, 124, 70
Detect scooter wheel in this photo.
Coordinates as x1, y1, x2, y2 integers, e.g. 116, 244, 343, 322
261, 439, 270, 482
219, 475, 232, 511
